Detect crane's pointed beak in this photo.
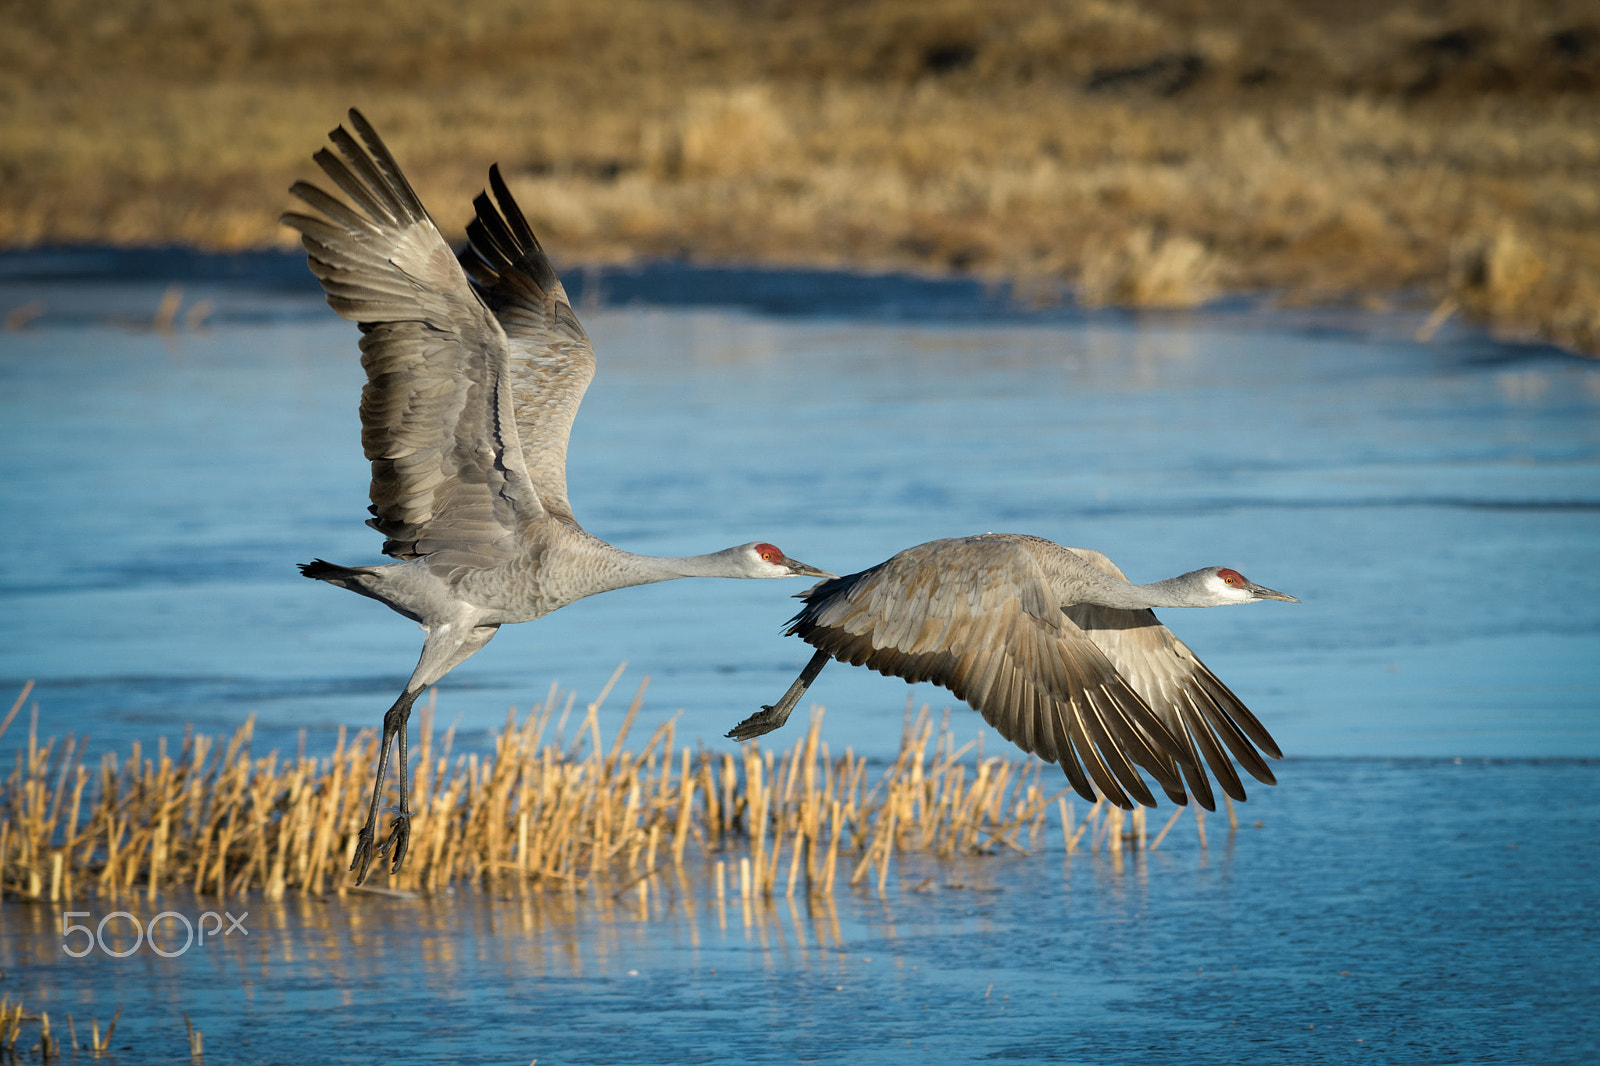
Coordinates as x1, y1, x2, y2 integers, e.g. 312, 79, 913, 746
1250, 583, 1299, 603
781, 555, 836, 580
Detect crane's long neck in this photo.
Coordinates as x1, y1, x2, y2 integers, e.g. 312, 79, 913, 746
1063, 569, 1218, 610
579, 539, 755, 595
614, 550, 749, 583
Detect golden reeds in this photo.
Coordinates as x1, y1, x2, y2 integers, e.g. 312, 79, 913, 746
0, 678, 1215, 905
0, 997, 27, 1058
0, 999, 140, 1063
66, 1007, 120, 1060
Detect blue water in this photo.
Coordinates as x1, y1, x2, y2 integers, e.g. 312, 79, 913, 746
1, 260, 1598, 1062
0, 760, 1592, 1063
2, 267, 1597, 762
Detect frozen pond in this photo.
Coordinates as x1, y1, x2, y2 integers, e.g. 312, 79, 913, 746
1, 255, 1598, 1062
3, 260, 1597, 762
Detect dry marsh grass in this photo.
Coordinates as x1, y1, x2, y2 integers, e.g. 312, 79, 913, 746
2, 0, 1598, 350
0, 993, 118, 1062
0, 675, 1183, 906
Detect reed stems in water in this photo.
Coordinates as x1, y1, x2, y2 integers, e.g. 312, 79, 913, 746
0, 679, 1213, 904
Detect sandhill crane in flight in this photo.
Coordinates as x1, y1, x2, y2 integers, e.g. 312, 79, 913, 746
729, 533, 1297, 811
283, 110, 832, 884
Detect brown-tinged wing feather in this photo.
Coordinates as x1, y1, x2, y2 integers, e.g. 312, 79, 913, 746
1061, 547, 1284, 810
788, 537, 1192, 809
281, 109, 542, 570
458, 166, 596, 525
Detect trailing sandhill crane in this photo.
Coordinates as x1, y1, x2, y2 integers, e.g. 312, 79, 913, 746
729, 533, 1297, 811
284, 110, 832, 884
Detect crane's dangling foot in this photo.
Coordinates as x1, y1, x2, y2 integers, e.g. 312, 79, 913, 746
726, 703, 791, 741
350, 800, 411, 885
350, 822, 380, 886
377, 811, 411, 872
351, 688, 420, 886
728, 649, 832, 741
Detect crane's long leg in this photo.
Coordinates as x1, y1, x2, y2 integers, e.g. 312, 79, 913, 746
727, 649, 832, 742
351, 623, 499, 885
351, 687, 419, 886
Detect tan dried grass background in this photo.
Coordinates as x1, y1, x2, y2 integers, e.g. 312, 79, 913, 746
2, 0, 1599, 350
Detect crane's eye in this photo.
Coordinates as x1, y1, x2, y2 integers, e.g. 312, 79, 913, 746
1217, 568, 1244, 587
755, 543, 782, 563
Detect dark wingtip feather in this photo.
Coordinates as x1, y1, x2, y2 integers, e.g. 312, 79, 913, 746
489, 163, 541, 250
1182, 761, 1218, 812
457, 164, 566, 309
343, 109, 427, 218
468, 192, 516, 264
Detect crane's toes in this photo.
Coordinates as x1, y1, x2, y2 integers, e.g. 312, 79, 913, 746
726, 705, 786, 742
378, 814, 412, 876
349, 824, 378, 886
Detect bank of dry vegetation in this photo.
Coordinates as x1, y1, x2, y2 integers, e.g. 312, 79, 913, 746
2, 0, 1598, 349
0, 677, 1186, 904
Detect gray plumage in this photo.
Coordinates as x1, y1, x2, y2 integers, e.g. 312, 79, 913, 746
729, 533, 1298, 811
284, 109, 831, 884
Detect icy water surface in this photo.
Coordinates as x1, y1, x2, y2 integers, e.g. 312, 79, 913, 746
0, 760, 1593, 1063
1, 259, 1598, 1062
2, 264, 1597, 762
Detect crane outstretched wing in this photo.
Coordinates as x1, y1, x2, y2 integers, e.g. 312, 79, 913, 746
458, 166, 596, 525
1061, 547, 1284, 810
788, 537, 1196, 809
282, 109, 543, 571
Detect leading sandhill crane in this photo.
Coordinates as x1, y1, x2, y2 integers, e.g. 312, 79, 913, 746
283, 110, 832, 884
729, 533, 1298, 811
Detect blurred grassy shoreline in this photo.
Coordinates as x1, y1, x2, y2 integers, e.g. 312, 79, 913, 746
3, 0, 1598, 351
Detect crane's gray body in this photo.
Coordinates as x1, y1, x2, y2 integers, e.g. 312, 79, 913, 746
736, 533, 1298, 812
312, 529, 791, 633
283, 110, 828, 881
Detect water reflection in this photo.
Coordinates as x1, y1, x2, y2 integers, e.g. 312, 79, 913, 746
4, 818, 1230, 992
